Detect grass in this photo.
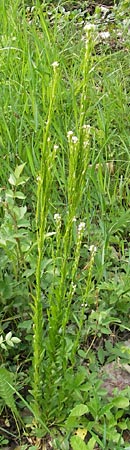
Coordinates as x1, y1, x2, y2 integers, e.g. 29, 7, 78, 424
0, 0, 130, 448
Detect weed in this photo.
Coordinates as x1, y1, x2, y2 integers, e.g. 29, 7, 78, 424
0, 1, 130, 448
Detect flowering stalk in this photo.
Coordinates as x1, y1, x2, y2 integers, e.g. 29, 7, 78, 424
32, 62, 59, 419
79, 24, 96, 132
71, 244, 97, 364
61, 222, 86, 369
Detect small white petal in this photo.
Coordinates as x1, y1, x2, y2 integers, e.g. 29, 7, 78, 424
84, 23, 95, 33
67, 130, 73, 139
78, 222, 85, 233
100, 31, 110, 40
72, 136, 78, 144
52, 61, 59, 69
89, 245, 97, 254
54, 213, 61, 221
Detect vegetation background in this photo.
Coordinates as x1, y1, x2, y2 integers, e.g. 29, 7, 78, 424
0, 0, 130, 449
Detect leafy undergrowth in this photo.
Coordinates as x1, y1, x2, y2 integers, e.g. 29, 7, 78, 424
0, 0, 130, 449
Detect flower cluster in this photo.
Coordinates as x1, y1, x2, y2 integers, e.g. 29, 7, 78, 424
52, 61, 59, 70
83, 23, 97, 49
67, 131, 78, 144
89, 244, 97, 255
71, 282, 76, 296
54, 213, 61, 223
78, 222, 85, 234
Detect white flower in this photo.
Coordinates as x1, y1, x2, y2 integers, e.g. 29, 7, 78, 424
72, 135, 78, 144
53, 144, 59, 151
89, 245, 97, 254
84, 23, 97, 47
83, 140, 89, 148
78, 222, 85, 233
71, 282, 76, 295
52, 61, 59, 69
100, 31, 110, 40
84, 23, 95, 33
67, 130, 73, 140
54, 213, 61, 222
82, 124, 91, 131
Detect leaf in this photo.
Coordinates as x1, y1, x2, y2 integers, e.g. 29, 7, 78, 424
19, 206, 27, 219
108, 210, 130, 236
0, 238, 6, 246
5, 189, 14, 199
6, 340, 14, 347
0, 335, 7, 350
18, 218, 30, 228
14, 191, 25, 200
66, 404, 89, 430
70, 435, 87, 450
8, 173, 16, 186
98, 347, 105, 364
11, 337, 21, 344
0, 368, 19, 416
65, 416, 78, 430
112, 396, 129, 409
14, 163, 26, 179
85, 437, 96, 450
0, 335, 3, 345
78, 349, 87, 359
69, 404, 88, 417
5, 331, 12, 341
17, 176, 29, 186
1, 343, 7, 350
123, 363, 130, 374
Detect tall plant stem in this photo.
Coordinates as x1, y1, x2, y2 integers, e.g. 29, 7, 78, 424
32, 63, 59, 419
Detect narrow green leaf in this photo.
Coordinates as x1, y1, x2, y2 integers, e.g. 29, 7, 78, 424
98, 347, 105, 364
